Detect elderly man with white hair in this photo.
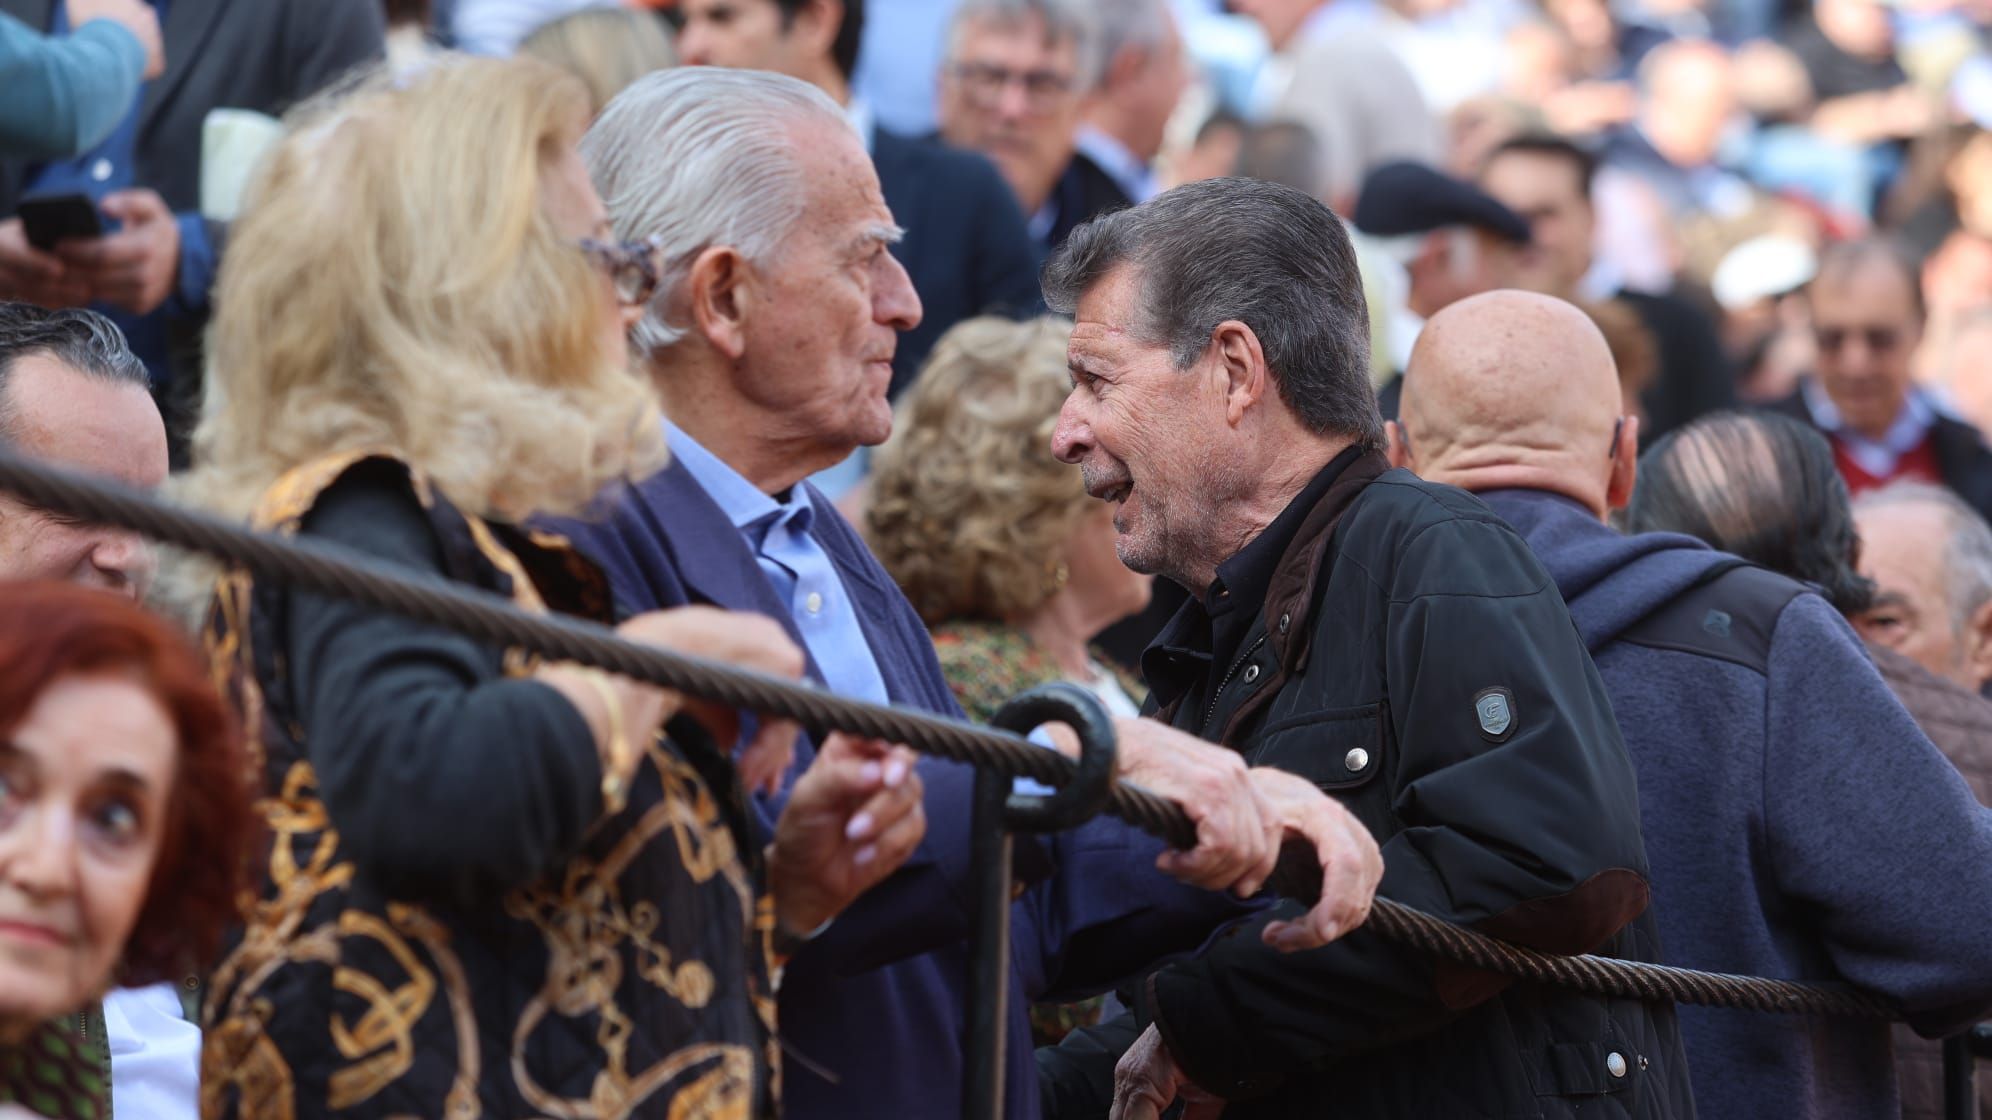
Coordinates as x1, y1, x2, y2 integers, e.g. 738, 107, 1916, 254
550, 69, 1384, 1120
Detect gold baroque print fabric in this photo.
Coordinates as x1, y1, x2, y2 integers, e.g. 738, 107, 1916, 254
199, 453, 779, 1120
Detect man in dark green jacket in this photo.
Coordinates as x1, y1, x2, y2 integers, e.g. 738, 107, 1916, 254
1036, 177, 1696, 1118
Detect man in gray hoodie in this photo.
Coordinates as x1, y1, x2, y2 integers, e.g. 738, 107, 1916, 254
1390, 288, 1992, 1120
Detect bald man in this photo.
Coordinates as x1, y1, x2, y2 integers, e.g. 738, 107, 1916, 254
1392, 290, 1992, 1120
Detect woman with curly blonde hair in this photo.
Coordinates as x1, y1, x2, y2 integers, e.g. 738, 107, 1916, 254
182, 56, 923, 1120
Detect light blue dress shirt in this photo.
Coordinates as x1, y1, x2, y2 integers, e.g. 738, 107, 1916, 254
664, 422, 890, 706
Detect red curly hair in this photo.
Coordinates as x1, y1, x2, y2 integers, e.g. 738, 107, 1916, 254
0, 581, 252, 984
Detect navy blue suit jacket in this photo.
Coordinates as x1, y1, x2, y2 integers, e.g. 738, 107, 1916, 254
547, 458, 1247, 1120
874, 128, 1044, 399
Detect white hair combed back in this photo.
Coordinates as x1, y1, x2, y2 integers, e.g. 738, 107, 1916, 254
581, 68, 856, 354
948, 0, 1105, 91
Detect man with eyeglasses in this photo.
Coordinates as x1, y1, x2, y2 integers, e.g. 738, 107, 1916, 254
938, 0, 1130, 254
1770, 238, 1992, 524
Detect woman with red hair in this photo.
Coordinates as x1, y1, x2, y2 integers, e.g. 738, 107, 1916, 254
0, 581, 255, 1119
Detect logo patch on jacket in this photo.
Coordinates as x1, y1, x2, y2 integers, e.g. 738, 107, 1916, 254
1474, 687, 1515, 742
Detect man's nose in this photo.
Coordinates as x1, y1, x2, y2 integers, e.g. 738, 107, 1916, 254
1051, 392, 1091, 465
877, 251, 923, 332
995, 78, 1032, 122
88, 532, 153, 600
678, 25, 713, 66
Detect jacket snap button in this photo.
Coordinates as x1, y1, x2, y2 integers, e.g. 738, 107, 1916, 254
1344, 748, 1369, 772
1277, 612, 1291, 634
1242, 664, 1260, 683
1606, 1052, 1628, 1078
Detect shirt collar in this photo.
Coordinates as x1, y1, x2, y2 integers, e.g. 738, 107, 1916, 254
1801, 377, 1935, 446
1205, 446, 1365, 620
1074, 126, 1157, 204
663, 421, 809, 536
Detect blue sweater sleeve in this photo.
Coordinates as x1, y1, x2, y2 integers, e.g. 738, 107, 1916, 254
0, 14, 145, 159
1763, 594, 1992, 1036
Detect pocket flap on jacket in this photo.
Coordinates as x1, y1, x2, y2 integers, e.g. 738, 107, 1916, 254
1249, 703, 1387, 790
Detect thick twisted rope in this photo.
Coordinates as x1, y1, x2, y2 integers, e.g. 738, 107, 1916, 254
0, 449, 1896, 1020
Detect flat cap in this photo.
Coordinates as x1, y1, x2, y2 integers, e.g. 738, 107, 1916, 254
1352, 161, 1532, 244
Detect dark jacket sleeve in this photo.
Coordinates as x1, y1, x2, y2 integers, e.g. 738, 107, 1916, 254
287, 466, 604, 905
1140, 514, 1651, 1098
1763, 595, 1992, 1037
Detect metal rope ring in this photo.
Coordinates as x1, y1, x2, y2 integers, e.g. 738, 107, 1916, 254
988, 682, 1119, 833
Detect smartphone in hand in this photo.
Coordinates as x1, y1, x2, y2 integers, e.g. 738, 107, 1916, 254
17, 194, 106, 251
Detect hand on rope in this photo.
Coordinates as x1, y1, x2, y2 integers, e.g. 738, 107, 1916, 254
615, 606, 806, 796
1250, 767, 1382, 952
1112, 718, 1384, 953
540, 606, 807, 808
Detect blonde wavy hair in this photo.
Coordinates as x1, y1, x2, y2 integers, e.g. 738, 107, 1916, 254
866, 317, 1088, 626
519, 7, 678, 117
178, 55, 663, 528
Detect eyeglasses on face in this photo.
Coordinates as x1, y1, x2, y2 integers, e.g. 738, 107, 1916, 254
577, 235, 665, 307
949, 61, 1077, 111
1814, 325, 1904, 356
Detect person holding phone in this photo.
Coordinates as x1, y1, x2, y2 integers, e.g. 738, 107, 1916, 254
0, 0, 384, 456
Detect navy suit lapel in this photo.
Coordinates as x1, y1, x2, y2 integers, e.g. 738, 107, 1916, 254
630, 460, 828, 686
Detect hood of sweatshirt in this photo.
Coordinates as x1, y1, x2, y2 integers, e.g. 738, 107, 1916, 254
1478, 488, 1741, 654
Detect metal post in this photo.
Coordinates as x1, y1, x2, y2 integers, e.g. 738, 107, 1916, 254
1945, 1032, 1977, 1120
964, 684, 1120, 1120
965, 768, 1016, 1120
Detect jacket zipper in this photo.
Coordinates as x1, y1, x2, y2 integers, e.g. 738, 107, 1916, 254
1203, 633, 1268, 735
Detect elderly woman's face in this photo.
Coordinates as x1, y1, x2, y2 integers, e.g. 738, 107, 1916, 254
0, 675, 175, 1040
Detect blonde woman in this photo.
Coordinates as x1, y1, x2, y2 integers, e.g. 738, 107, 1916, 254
181, 57, 924, 1120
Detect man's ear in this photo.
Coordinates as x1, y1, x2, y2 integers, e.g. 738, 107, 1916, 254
1605, 414, 1641, 511
1384, 420, 1413, 470
687, 245, 753, 362
1210, 319, 1271, 427
1965, 598, 1992, 695
1100, 43, 1145, 95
